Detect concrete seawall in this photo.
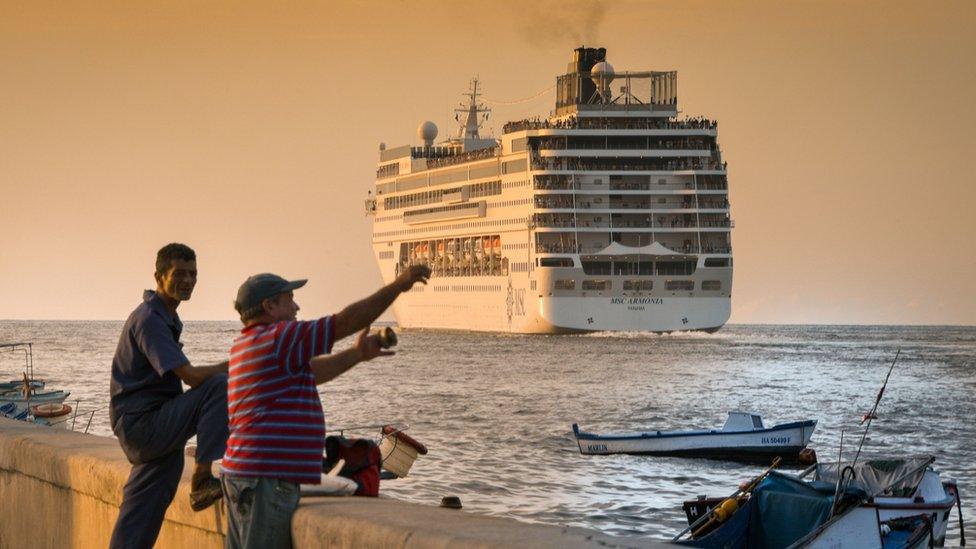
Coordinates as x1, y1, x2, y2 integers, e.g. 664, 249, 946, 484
0, 418, 643, 547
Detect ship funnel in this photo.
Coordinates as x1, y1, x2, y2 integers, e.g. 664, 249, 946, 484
417, 121, 438, 147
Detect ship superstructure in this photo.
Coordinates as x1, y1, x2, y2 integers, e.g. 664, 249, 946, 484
366, 47, 732, 333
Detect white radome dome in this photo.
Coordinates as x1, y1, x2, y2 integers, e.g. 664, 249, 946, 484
417, 121, 438, 144
591, 61, 615, 83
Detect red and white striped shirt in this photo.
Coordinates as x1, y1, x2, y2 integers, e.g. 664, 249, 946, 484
221, 317, 334, 484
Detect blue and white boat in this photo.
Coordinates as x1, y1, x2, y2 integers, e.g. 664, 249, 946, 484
572, 411, 816, 462
677, 456, 961, 548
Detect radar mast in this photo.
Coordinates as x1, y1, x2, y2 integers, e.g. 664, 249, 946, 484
455, 77, 491, 139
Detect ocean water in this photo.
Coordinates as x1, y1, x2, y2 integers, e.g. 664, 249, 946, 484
1, 321, 973, 544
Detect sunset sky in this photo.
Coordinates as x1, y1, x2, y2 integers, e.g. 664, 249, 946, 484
1, 1, 974, 325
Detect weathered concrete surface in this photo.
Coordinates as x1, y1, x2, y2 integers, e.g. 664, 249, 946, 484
293, 497, 642, 548
0, 417, 225, 547
0, 418, 658, 548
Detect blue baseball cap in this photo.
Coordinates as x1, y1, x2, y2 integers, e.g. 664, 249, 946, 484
234, 273, 307, 314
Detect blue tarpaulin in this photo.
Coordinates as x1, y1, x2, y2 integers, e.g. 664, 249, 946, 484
676, 472, 844, 549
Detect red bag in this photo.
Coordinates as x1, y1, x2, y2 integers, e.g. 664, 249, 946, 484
323, 436, 381, 497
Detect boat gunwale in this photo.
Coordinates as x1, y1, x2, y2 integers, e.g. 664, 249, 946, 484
572, 420, 817, 441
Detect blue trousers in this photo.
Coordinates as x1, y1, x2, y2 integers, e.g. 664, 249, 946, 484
221, 475, 301, 549
109, 373, 228, 549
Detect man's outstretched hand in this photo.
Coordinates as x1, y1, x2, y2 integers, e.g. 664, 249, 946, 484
357, 329, 395, 362
395, 265, 431, 293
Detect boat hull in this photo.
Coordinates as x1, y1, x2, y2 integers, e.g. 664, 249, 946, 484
573, 421, 816, 462
0, 390, 70, 413
387, 274, 731, 334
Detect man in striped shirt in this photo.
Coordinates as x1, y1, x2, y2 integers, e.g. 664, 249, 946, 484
221, 265, 429, 548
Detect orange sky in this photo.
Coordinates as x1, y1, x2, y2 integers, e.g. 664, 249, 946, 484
1, 1, 974, 325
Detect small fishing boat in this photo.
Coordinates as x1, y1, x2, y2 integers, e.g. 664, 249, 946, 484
1, 343, 45, 392
572, 411, 816, 462
0, 379, 45, 392
805, 456, 961, 546
0, 342, 72, 426
677, 456, 962, 547
0, 389, 70, 409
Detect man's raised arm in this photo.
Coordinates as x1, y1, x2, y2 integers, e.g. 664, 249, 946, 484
332, 265, 430, 341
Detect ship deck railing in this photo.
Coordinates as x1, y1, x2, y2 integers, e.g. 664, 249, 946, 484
532, 177, 727, 192
503, 116, 717, 134
530, 157, 726, 172
533, 201, 729, 210
532, 220, 731, 229
533, 244, 731, 255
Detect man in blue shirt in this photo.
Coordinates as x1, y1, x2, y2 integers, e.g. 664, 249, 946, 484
109, 243, 229, 549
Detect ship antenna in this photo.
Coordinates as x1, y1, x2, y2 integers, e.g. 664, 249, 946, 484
455, 76, 491, 139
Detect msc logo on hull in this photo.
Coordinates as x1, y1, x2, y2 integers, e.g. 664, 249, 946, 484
506, 279, 526, 324
610, 297, 664, 305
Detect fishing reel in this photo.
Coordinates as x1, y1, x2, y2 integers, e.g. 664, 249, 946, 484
374, 326, 397, 349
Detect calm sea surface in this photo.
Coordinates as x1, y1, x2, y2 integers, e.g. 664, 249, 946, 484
1, 321, 973, 544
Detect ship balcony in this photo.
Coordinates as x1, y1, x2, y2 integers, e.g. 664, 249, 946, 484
533, 188, 729, 197
535, 232, 731, 256
533, 174, 728, 192
532, 213, 732, 231
532, 135, 714, 151
534, 196, 729, 211
503, 117, 716, 134
534, 242, 732, 255
537, 149, 712, 159
529, 155, 727, 173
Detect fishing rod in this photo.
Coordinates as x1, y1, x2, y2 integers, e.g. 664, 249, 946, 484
851, 348, 900, 468
672, 457, 782, 541
829, 348, 901, 517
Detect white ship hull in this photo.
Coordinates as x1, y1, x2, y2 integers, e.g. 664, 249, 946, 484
382, 272, 730, 334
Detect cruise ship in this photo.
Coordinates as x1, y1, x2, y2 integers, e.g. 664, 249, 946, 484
366, 47, 732, 333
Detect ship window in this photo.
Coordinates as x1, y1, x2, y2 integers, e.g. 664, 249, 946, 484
582, 280, 610, 291
512, 138, 528, 152
641, 280, 654, 291
658, 197, 667, 204
657, 260, 697, 276
704, 258, 730, 267
594, 178, 603, 185
623, 280, 640, 291
658, 178, 667, 185
540, 258, 574, 267
665, 280, 695, 291
702, 280, 721, 291
554, 279, 575, 290
581, 261, 611, 275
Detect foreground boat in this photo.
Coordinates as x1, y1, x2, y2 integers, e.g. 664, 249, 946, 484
573, 412, 816, 463
678, 456, 963, 547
